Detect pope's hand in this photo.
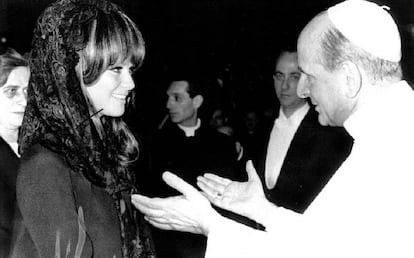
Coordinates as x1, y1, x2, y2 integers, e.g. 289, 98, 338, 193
131, 172, 220, 236
197, 160, 267, 220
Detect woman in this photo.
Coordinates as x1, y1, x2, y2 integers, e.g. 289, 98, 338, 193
0, 48, 29, 258
11, 0, 155, 257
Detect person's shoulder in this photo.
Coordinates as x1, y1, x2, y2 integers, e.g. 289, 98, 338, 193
18, 144, 69, 185
200, 125, 233, 140
20, 144, 64, 166
0, 137, 17, 159
156, 122, 182, 138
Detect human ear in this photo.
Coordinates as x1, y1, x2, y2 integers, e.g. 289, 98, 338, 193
341, 61, 362, 99
193, 95, 203, 109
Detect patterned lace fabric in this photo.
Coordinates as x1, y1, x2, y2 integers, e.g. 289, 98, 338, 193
19, 0, 156, 257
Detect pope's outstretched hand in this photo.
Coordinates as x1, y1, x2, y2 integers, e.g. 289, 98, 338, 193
197, 160, 267, 220
131, 172, 220, 235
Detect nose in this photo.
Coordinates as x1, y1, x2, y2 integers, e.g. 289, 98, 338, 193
166, 97, 173, 109
16, 89, 27, 107
296, 76, 309, 98
122, 72, 135, 91
281, 78, 289, 91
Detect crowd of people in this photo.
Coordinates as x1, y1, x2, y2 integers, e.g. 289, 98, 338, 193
0, 0, 413, 257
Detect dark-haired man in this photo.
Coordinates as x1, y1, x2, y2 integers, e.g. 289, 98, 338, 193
149, 78, 243, 258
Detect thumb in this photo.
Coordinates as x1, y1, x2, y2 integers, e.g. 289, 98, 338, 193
162, 171, 200, 199
246, 160, 261, 182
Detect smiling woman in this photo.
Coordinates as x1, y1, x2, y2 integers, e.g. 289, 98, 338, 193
10, 0, 156, 257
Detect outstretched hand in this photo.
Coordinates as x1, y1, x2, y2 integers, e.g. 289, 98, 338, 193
197, 160, 267, 220
131, 172, 219, 236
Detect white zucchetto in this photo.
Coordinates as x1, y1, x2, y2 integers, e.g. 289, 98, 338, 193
327, 0, 401, 62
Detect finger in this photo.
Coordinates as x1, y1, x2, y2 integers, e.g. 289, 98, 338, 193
197, 180, 226, 207
162, 172, 200, 199
203, 173, 232, 186
246, 160, 261, 182
146, 218, 196, 233
145, 218, 176, 231
197, 176, 227, 194
196, 180, 217, 200
131, 194, 166, 210
132, 199, 166, 218
147, 214, 195, 227
131, 194, 175, 215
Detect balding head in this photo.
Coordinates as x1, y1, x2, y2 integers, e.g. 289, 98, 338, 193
296, 1, 403, 127
298, 1, 402, 85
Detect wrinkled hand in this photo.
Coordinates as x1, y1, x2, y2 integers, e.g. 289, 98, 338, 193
131, 172, 220, 236
197, 160, 267, 220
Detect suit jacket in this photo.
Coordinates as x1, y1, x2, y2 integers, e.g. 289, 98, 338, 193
148, 121, 245, 258
0, 137, 19, 258
256, 106, 353, 214
150, 121, 242, 197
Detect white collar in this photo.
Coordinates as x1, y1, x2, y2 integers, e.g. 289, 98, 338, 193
178, 118, 201, 137
277, 102, 310, 125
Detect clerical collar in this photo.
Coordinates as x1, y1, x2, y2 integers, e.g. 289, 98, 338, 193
178, 118, 201, 137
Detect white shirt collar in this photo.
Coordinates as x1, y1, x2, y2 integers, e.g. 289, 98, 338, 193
278, 102, 310, 125
178, 118, 201, 137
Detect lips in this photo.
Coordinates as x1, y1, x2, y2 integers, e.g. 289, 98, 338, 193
112, 93, 128, 102
280, 93, 292, 99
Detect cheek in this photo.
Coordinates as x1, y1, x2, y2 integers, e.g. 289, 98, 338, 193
274, 83, 282, 94
290, 82, 299, 93
0, 98, 12, 112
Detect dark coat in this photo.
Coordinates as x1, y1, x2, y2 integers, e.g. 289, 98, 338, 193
10, 144, 123, 257
256, 107, 353, 214
148, 121, 244, 258
0, 137, 19, 258
150, 121, 243, 197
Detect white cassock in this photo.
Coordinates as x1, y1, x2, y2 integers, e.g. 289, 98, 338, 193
205, 81, 414, 258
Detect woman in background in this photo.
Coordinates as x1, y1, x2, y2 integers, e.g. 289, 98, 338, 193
0, 48, 29, 258
11, 0, 155, 257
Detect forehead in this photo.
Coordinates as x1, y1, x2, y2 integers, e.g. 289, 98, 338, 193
167, 80, 189, 95
297, 13, 329, 71
276, 52, 299, 72
3, 66, 30, 88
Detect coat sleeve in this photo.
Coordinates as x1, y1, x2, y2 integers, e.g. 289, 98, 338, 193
16, 148, 93, 257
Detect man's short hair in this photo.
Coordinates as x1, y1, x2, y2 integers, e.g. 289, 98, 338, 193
274, 41, 298, 66
320, 22, 402, 83
170, 75, 210, 99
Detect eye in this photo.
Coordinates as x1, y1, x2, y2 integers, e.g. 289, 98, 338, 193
273, 73, 284, 81
110, 66, 123, 73
3, 87, 18, 98
290, 74, 301, 81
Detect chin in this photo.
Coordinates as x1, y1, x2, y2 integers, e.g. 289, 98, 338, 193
102, 108, 125, 117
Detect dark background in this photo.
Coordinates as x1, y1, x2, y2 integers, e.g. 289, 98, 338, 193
1, 0, 414, 128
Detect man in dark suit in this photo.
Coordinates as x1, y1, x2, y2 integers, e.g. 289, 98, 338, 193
149, 76, 244, 258
257, 46, 353, 213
